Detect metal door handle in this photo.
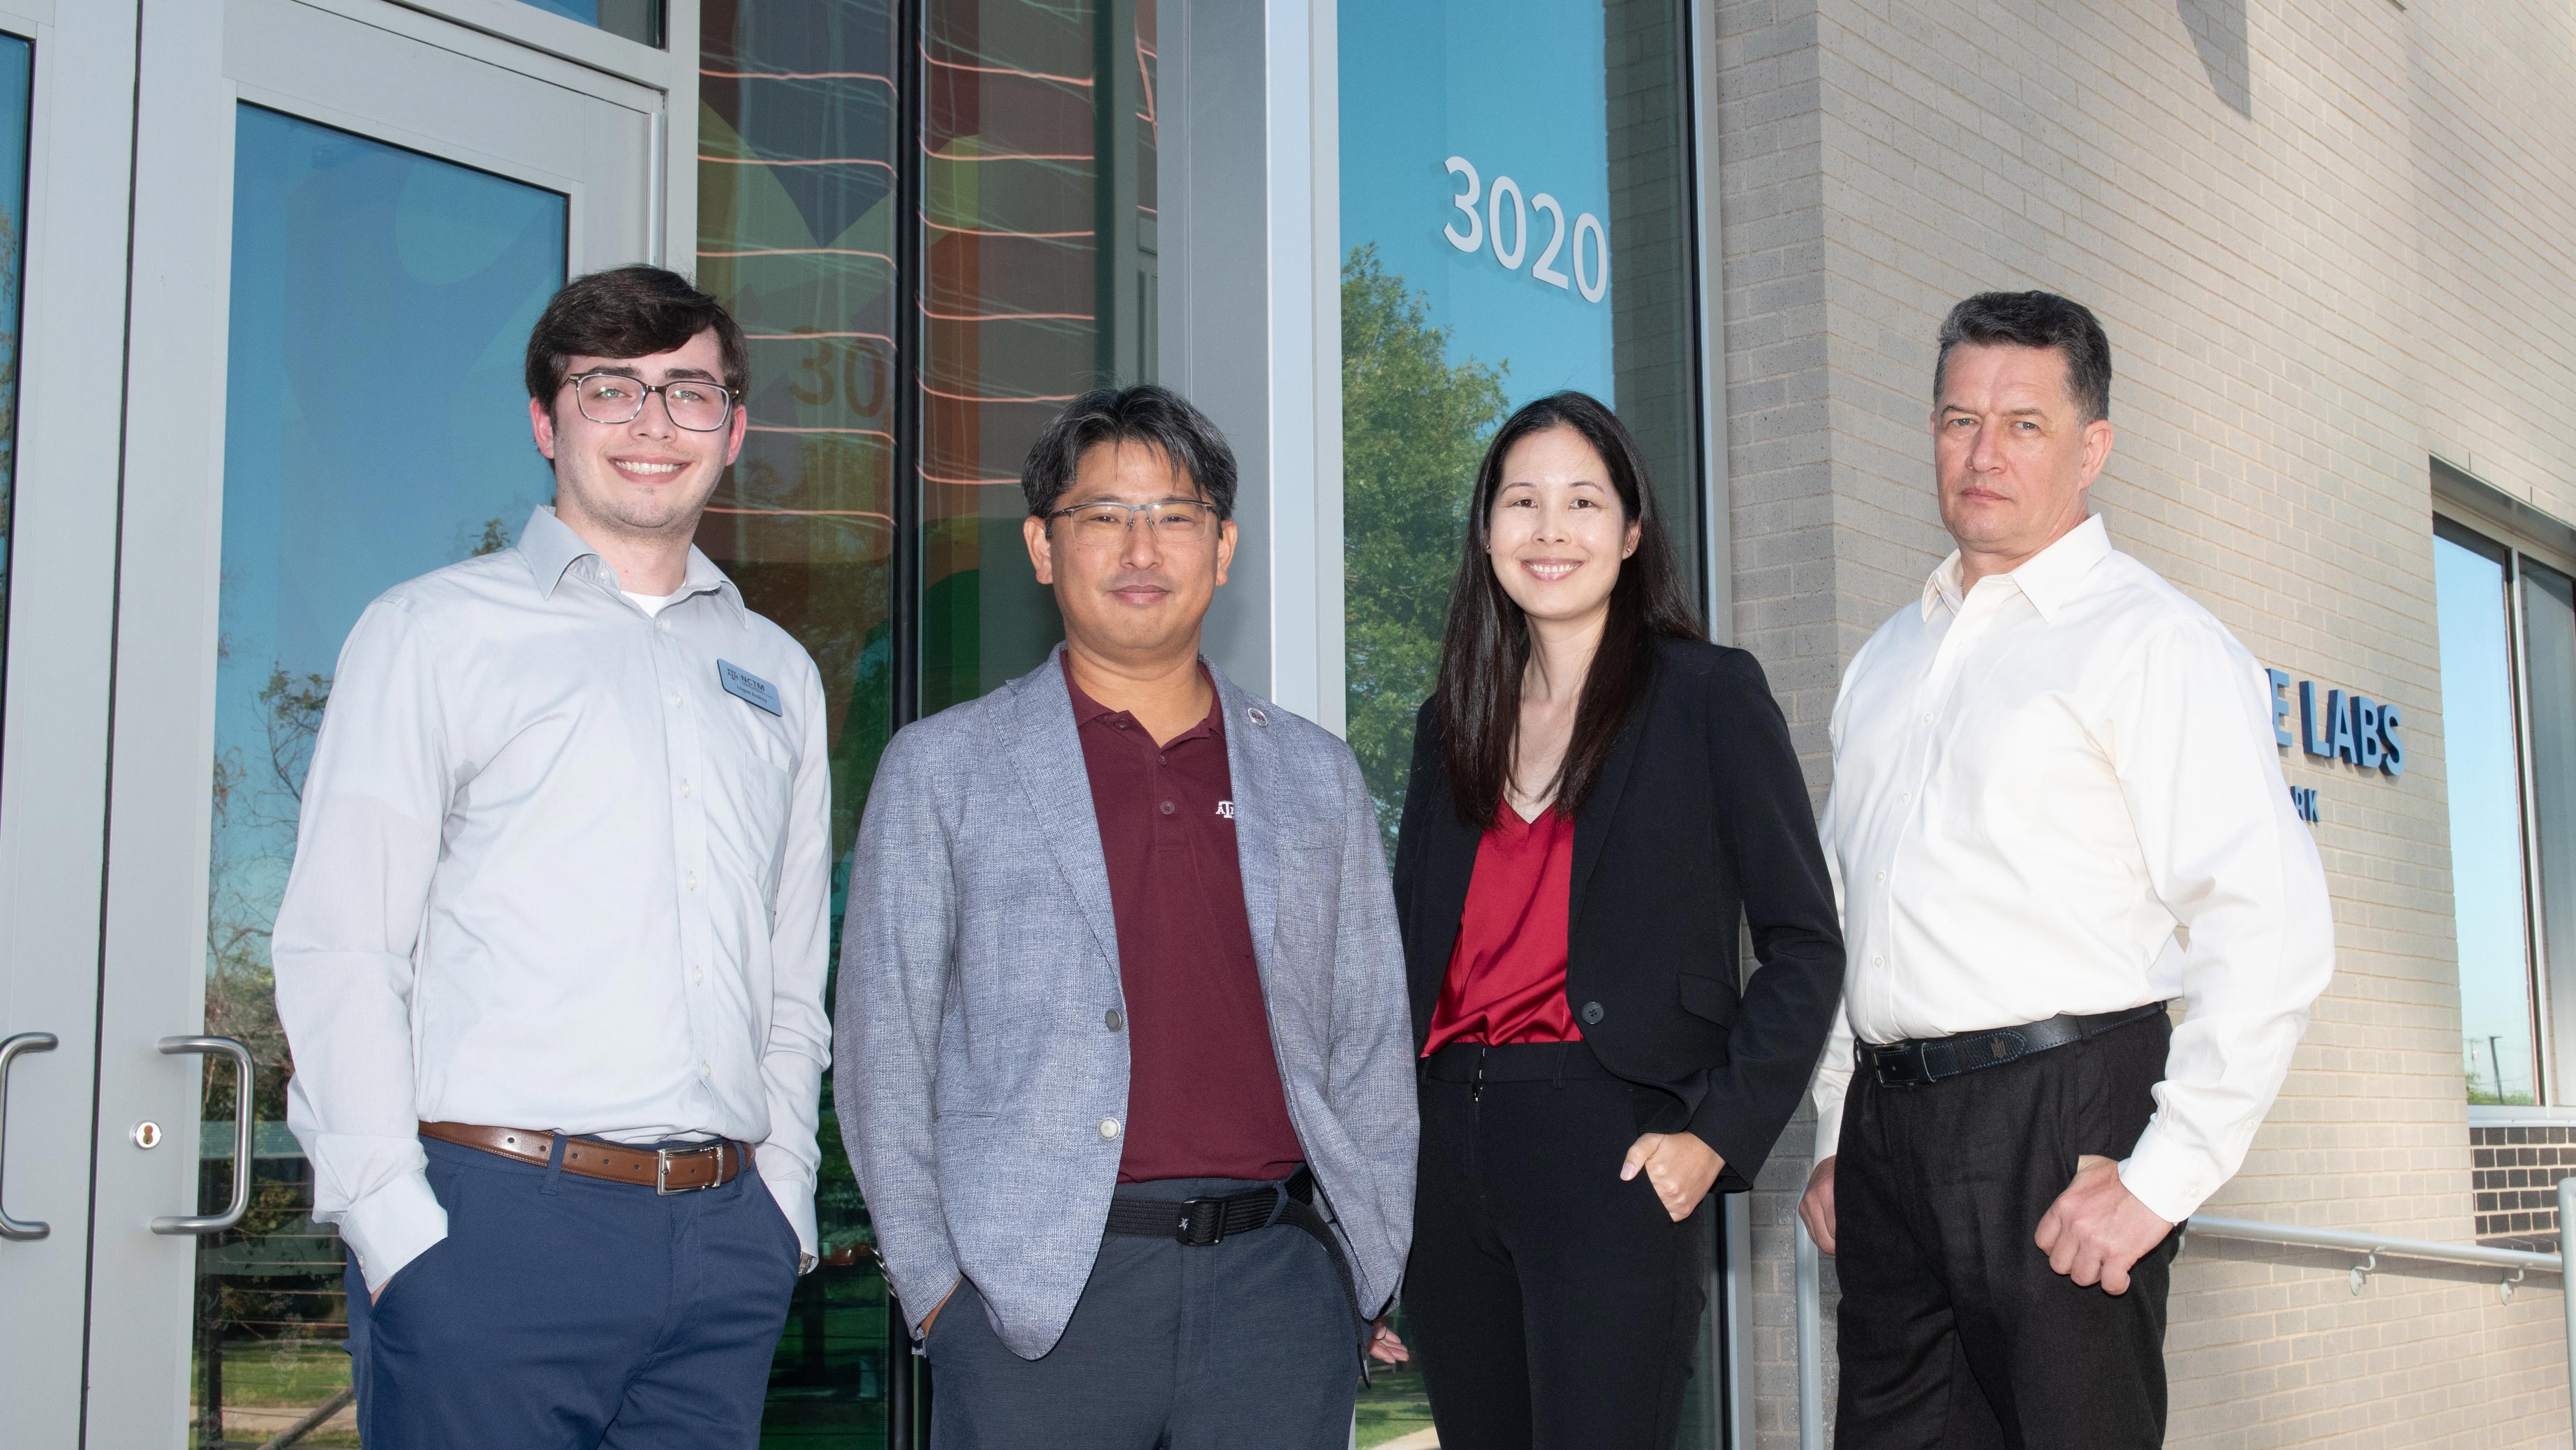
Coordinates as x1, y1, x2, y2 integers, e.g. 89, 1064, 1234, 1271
1, 1031, 60, 1241
152, 1035, 254, 1235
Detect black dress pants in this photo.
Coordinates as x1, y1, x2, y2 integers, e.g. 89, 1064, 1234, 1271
1835, 1012, 2180, 1449
1405, 1042, 1708, 1450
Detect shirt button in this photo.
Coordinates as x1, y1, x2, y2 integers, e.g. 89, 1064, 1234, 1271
1105, 1008, 1125, 1032
1921, 713, 1934, 723
1900, 792, 1911, 803
1875, 871, 1886, 882
1160, 800, 1176, 816
1099, 1118, 1121, 1141
1873, 956, 1884, 967
680, 779, 694, 797
695, 967, 706, 984
685, 871, 699, 892
700, 1063, 712, 1079
1581, 1000, 1605, 1026
672, 692, 684, 708
656, 619, 671, 632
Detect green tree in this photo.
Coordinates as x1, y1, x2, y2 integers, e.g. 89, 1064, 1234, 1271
1342, 244, 1511, 854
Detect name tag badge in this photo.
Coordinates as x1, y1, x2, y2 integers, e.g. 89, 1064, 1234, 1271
718, 660, 783, 716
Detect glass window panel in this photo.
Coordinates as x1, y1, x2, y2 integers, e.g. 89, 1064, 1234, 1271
1339, 0, 1705, 851
198, 103, 567, 1446
917, 0, 1158, 713
2434, 524, 2539, 1104
697, 0, 903, 1435
515, 0, 666, 47
2521, 557, 2576, 1104
0, 32, 30, 790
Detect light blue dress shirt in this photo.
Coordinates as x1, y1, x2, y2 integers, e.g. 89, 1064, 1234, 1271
274, 506, 832, 1292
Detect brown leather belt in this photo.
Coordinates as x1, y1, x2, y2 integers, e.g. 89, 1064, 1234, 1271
418, 1121, 746, 1194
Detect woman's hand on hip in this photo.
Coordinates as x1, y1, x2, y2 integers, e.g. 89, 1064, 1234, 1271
1622, 1131, 1722, 1221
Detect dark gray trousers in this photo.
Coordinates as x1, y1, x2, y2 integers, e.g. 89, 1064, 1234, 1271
923, 1176, 1360, 1450
1833, 1012, 2179, 1449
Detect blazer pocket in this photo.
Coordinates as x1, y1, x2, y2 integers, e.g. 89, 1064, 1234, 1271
1675, 972, 1738, 1026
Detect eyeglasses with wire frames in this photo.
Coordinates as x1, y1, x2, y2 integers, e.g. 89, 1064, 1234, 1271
1042, 496, 1222, 547
564, 371, 737, 432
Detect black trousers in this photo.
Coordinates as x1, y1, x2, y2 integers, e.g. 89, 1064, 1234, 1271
1835, 1012, 2179, 1449
1405, 1043, 1708, 1450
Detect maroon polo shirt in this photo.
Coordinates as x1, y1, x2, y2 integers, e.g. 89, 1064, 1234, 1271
1067, 667, 1305, 1184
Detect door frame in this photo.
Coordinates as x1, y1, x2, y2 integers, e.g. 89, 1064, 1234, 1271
0, 1, 140, 1443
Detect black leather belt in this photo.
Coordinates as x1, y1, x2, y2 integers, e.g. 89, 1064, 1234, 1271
1862, 1002, 2169, 1086
1105, 1166, 1369, 1367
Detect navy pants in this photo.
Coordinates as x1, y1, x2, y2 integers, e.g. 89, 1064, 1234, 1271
343, 1135, 801, 1449
923, 1175, 1361, 1449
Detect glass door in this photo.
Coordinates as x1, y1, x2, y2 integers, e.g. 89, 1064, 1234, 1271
85, 2, 659, 1444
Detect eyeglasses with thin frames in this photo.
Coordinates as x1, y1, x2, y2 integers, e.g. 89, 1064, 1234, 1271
1043, 496, 1221, 547
565, 371, 736, 432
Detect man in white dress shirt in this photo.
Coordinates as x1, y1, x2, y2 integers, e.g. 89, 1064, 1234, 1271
272, 265, 829, 1449
1796, 291, 2333, 1447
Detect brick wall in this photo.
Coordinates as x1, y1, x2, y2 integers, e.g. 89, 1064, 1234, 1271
1713, 1, 2576, 1444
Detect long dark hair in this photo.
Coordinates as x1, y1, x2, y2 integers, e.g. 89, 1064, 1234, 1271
1435, 391, 1702, 831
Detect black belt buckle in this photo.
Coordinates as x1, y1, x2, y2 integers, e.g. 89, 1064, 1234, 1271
1176, 1197, 1229, 1246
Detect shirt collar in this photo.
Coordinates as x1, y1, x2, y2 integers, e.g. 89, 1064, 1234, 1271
1917, 513, 2112, 626
1063, 656, 1224, 742
515, 505, 748, 628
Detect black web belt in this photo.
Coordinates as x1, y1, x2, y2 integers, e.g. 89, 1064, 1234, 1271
1862, 1001, 2170, 1086
1104, 1165, 1371, 1373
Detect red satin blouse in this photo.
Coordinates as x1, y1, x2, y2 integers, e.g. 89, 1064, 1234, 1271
1422, 801, 1583, 1053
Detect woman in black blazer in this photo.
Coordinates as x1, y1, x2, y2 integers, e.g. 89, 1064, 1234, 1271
1385, 392, 1844, 1449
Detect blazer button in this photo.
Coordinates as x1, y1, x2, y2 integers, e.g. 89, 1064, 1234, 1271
1100, 1118, 1121, 1140
1581, 1000, 1605, 1026
1105, 1008, 1125, 1032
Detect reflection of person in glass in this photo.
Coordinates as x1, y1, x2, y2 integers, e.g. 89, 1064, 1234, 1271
1385, 392, 1844, 1447
271, 266, 831, 1448
1798, 292, 2335, 1447
837, 385, 1417, 1449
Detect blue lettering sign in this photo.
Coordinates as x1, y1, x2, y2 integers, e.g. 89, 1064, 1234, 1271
2353, 696, 2383, 771
2266, 669, 2294, 748
2379, 704, 2405, 777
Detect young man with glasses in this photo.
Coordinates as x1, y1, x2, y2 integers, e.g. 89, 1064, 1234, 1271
839, 385, 1418, 1449
272, 265, 830, 1449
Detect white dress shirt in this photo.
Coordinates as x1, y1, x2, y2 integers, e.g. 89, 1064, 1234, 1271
274, 506, 833, 1292
1807, 515, 2333, 1223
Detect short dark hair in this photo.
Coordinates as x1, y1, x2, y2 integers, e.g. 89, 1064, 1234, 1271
524, 265, 749, 408
1933, 290, 2112, 423
1436, 391, 1703, 831
1020, 385, 1238, 521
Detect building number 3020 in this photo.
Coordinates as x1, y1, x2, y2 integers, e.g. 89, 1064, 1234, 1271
1443, 156, 1611, 304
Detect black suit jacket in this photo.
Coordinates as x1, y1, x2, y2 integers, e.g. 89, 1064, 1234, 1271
1391, 636, 1845, 1191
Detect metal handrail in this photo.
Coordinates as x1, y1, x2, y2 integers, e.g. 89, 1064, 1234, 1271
1791, 1178, 2576, 1450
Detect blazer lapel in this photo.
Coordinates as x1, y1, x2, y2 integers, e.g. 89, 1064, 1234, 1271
1569, 667, 1655, 929
1000, 649, 1122, 971
1210, 663, 1280, 963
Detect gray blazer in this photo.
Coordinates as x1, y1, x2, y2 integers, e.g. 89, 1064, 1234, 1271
836, 650, 1418, 1359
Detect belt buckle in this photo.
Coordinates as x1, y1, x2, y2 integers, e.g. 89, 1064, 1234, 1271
655, 1143, 726, 1196
1176, 1197, 1228, 1247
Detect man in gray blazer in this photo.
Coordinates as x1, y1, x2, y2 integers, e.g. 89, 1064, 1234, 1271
838, 384, 1417, 1449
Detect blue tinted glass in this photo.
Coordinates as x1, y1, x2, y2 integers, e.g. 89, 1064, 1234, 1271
0, 33, 32, 790
195, 103, 566, 1437
1340, 0, 1703, 852
2435, 529, 2538, 1103
515, 0, 665, 46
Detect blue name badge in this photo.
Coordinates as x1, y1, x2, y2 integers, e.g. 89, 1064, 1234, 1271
718, 660, 783, 716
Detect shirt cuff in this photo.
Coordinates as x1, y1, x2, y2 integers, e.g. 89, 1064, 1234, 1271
2115, 1129, 2213, 1225
762, 1171, 818, 1262
1812, 1097, 1846, 1167
336, 1171, 449, 1294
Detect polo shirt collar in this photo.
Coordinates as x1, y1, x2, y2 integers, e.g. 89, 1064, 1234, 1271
1063, 653, 1224, 742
